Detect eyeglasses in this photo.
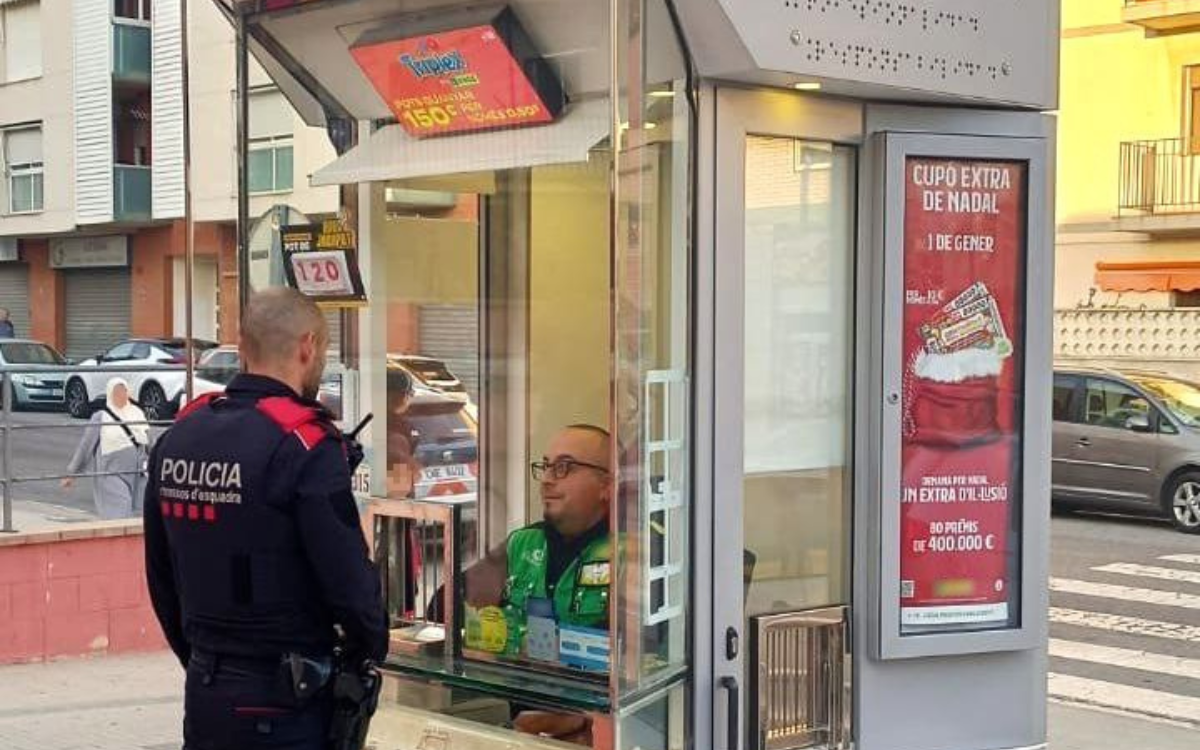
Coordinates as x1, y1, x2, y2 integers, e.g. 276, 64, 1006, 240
530, 459, 610, 482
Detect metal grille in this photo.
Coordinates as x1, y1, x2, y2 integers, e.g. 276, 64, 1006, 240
418, 304, 479, 399
752, 607, 849, 750
64, 268, 132, 361
324, 309, 342, 356
0, 263, 30, 337
372, 500, 464, 657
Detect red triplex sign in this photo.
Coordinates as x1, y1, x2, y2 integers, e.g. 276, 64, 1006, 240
350, 7, 565, 138
899, 157, 1027, 632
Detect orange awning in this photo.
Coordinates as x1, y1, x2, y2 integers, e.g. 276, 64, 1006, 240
1095, 260, 1200, 292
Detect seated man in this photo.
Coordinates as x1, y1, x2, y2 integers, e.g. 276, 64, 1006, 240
417, 426, 610, 745
457, 424, 612, 658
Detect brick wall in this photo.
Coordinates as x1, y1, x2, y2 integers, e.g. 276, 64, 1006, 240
0, 522, 166, 664
131, 224, 178, 338
21, 240, 65, 351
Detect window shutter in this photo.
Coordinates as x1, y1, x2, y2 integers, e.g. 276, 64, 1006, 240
4, 126, 41, 165
4, 1, 43, 82
248, 89, 293, 140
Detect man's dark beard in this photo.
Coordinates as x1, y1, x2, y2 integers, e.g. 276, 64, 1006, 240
301, 371, 322, 401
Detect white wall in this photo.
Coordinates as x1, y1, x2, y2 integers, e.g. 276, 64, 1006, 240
188, 0, 339, 224
172, 256, 218, 340
0, 0, 339, 238
1055, 232, 1200, 310
0, 0, 75, 237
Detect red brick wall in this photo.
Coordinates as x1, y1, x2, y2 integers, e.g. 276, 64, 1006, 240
387, 303, 419, 353
130, 224, 179, 338
207, 223, 240, 344
0, 525, 166, 664
21, 240, 64, 351
131, 221, 238, 343
24, 222, 241, 348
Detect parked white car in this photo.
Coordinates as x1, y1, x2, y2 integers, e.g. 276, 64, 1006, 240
64, 338, 218, 420
183, 345, 344, 420
0, 339, 69, 411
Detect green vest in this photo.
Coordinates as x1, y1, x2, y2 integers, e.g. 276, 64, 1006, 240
500, 526, 611, 655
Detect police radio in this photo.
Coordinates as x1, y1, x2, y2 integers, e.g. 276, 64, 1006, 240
343, 414, 373, 472
348, 413, 373, 440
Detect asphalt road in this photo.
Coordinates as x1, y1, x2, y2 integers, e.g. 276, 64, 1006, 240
0, 409, 168, 521
1048, 505, 1200, 729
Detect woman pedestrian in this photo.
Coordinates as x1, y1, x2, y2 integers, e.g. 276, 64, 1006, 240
62, 378, 150, 519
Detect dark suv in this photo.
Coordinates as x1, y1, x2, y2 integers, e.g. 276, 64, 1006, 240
1053, 365, 1200, 533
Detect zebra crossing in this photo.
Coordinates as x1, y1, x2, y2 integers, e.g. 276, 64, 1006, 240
1049, 551, 1200, 727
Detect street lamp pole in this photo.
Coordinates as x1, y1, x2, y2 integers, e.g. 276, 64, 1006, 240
236, 7, 251, 316
181, 0, 195, 400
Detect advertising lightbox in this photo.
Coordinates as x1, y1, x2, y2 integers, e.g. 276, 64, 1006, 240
350, 6, 566, 138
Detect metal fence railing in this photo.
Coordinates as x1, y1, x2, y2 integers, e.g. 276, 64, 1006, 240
0, 364, 186, 533
1118, 137, 1200, 216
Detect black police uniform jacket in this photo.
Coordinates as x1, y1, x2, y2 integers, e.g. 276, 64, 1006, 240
143, 374, 388, 666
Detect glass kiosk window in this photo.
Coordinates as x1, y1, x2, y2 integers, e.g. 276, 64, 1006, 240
290, 2, 700, 746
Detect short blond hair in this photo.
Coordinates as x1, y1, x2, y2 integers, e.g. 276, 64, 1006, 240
239, 288, 327, 366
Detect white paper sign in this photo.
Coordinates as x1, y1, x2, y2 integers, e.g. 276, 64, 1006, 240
289, 251, 355, 296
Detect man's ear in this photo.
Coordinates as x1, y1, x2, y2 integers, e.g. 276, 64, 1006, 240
299, 331, 317, 364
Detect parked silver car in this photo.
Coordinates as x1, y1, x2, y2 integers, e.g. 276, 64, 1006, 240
387, 354, 469, 400
388, 353, 476, 420
1053, 366, 1200, 533
0, 339, 69, 410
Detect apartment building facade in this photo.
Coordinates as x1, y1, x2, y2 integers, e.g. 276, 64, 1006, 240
1058, 0, 1200, 377
0, 0, 338, 359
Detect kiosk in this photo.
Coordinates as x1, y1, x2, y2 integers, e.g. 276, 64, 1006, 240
218, 1, 1059, 748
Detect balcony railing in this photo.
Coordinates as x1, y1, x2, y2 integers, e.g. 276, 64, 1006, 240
1116, 137, 1200, 215
114, 164, 151, 221
112, 22, 150, 83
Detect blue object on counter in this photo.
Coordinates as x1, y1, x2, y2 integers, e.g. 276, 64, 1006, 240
558, 624, 610, 672
527, 597, 554, 619
525, 597, 559, 662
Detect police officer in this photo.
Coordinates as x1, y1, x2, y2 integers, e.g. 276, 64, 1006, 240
144, 288, 388, 750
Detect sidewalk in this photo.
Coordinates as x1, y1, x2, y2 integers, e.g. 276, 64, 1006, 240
3, 499, 99, 534
1047, 701, 1198, 750
0, 652, 181, 750
2, 653, 1197, 750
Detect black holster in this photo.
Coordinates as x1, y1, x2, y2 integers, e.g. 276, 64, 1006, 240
285, 653, 334, 703
327, 660, 382, 750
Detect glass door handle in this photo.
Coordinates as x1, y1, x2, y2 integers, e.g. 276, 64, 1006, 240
719, 675, 739, 750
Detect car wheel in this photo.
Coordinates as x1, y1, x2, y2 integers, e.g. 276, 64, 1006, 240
140, 382, 169, 421
65, 379, 90, 419
1166, 472, 1200, 534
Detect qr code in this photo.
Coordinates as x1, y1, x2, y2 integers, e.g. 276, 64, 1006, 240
901, 580, 915, 599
